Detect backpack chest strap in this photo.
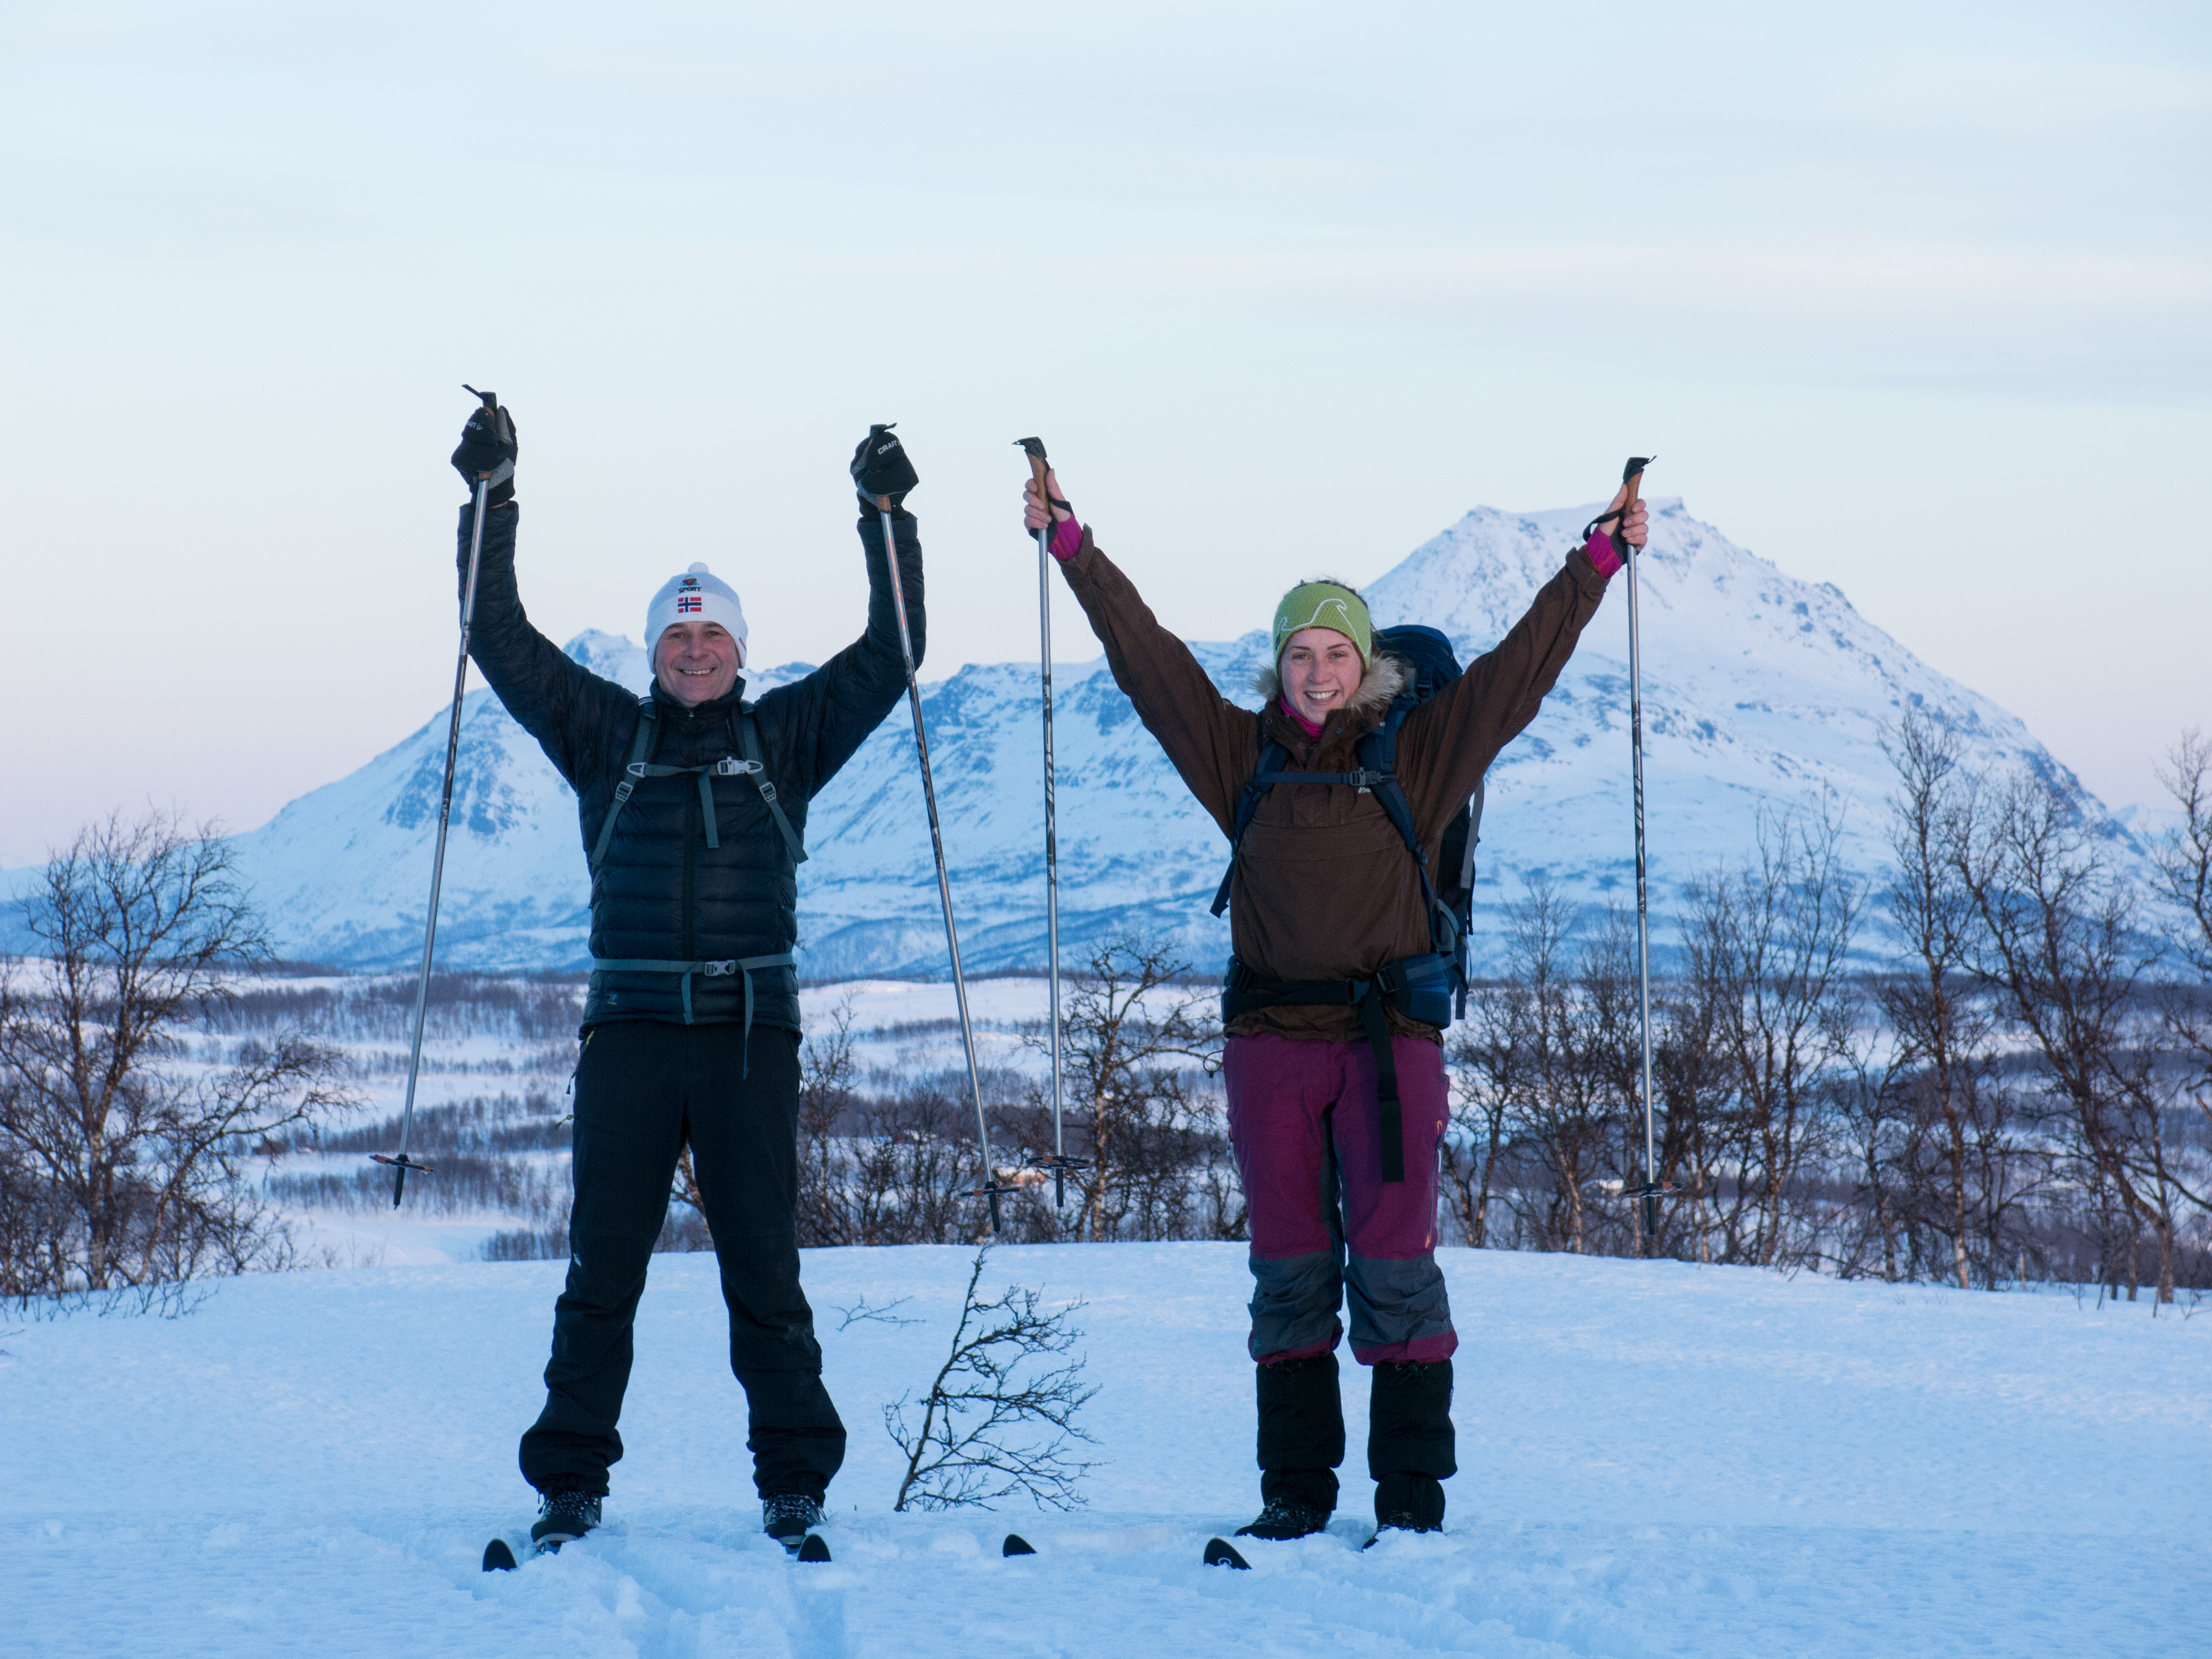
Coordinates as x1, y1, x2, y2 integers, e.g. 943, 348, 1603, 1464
588, 697, 807, 870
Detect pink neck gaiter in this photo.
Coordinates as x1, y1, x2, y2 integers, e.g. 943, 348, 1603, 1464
1280, 697, 1324, 740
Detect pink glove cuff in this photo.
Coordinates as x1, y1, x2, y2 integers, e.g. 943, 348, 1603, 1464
1584, 526, 1624, 578
1050, 516, 1084, 562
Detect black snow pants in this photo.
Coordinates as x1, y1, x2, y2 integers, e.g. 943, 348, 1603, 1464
517, 1019, 846, 1501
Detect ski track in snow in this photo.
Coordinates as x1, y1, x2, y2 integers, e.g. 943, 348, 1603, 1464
8, 1244, 2206, 1658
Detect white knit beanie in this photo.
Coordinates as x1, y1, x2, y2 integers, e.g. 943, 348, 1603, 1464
645, 562, 748, 665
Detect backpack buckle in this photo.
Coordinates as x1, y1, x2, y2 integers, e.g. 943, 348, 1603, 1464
701, 959, 738, 977
712, 758, 761, 777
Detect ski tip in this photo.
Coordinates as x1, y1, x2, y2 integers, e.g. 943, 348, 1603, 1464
482, 1537, 519, 1572
1202, 1537, 1250, 1571
1002, 1533, 1037, 1558
796, 1532, 832, 1563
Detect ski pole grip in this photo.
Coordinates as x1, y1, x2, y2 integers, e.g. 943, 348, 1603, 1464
1015, 435, 1051, 489
1621, 455, 1652, 512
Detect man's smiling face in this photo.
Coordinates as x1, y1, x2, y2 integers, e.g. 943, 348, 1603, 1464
654, 620, 742, 706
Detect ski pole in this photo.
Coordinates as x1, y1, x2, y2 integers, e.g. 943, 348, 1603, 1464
374, 385, 506, 1206
1621, 455, 1660, 1251
1014, 438, 1084, 1211
863, 467, 1006, 1234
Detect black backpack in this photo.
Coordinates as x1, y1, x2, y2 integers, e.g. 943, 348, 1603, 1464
1211, 622, 1485, 1019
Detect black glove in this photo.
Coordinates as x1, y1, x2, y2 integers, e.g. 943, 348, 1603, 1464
850, 422, 919, 513
451, 398, 519, 507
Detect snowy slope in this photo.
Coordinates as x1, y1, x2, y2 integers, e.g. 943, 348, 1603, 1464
8, 1245, 2204, 1658
213, 502, 2137, 977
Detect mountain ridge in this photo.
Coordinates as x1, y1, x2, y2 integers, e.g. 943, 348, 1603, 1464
4, 498, 2148, 977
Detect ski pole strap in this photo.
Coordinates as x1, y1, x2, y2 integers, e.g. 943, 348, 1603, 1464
588, 952, 796, 1067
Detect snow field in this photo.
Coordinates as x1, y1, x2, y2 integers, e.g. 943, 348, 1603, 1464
7, 1243, 2206, 1657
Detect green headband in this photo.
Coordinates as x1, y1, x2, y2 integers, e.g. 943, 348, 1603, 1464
1271, 582, 1373, 666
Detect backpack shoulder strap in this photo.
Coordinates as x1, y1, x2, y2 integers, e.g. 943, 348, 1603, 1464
590, 695, 660, 874
1357, 700, 1426, 868
1357, 698, 1446, 934
733, 702, 807, 867
1210, 740, 1291, 917
1460, 776, 1485, 891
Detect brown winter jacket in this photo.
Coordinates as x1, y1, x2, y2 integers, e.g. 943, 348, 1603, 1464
1057, 531, 1613, 1042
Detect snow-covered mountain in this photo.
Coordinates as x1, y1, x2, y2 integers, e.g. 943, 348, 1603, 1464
212, 499, 2128, 977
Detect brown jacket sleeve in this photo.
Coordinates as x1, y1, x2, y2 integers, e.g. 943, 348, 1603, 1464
1395, 546, 1613, 839
1055, 530, 1258, 837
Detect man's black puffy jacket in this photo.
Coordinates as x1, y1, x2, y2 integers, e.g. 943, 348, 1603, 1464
456, 499, 922, 1033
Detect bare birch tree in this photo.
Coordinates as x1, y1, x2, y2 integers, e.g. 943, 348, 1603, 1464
0, 812, 351, 1297
1958, 773, 2204, 1303
1686, 807, 1862, 1267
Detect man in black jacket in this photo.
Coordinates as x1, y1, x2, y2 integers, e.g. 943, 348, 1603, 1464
447, 403, 924, 1553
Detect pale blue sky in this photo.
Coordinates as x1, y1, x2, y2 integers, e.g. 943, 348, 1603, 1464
2, 0, 2206, 863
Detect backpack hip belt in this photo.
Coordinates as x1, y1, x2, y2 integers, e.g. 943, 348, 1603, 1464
1222, 952, 1453, 1184
588, 953, 797, 1066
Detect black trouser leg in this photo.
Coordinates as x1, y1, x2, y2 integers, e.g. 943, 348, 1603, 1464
682, 1025, 846, 1500
1255, 1351, 1344, 1514
517, 1020, 845, 1501
518, 1020, 683, 1496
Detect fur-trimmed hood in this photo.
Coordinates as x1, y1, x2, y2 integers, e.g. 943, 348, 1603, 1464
1250, 652, 1408, 727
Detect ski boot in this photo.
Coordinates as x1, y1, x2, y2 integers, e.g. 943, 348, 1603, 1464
1233, 1496, 1331, 1542
763, 1493, 831, 1561
1365, 1472, 1446, 1546
530, 1488, 602, 1552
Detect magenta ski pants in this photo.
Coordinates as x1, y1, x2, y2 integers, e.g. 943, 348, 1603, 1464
1225, 1031, 1458, 1366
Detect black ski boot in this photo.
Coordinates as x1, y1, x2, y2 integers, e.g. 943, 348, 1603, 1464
1367, 1359, 1455, 1540
1244, 1352, 1343, 1540
1371, 1472, 1446, 1536
1234, 1495, 1332, 1542
763, 1493, 825, 1554
530, 1488, 602, 1551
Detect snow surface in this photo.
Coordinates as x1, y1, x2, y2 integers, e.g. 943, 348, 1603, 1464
173, 500, 2148, 980
8, 1244, 2206, 1657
